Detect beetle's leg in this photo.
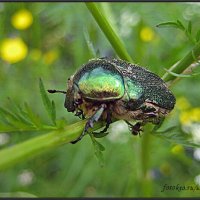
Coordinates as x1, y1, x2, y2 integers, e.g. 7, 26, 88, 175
152, 116, 165, 130
75, 109, 82, 117
132, 122, 143, 136
74, 98, 85, 119
92, 107, 112, 138
71, 104, 106, 144
125, 120, 143, 136
75, 108, 85, 119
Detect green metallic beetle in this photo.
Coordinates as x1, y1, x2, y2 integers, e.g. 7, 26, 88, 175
48, 57, 176, 143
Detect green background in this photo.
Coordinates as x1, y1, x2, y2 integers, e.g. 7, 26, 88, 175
0, 2, 200, 197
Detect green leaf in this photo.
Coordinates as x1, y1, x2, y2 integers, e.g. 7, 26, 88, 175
156, 20, 185, 31
6, 98, 33, 126
164, 68, 200, 78
39, 78, 56, 125
151, 126, 200, 148
151, 117, 165, 132
187, 21, 192, 34
0, 101, 57, 133
176, 20, 185, 31
89, 133, 105, 167
0, 107, 27, 129
164, 68, 192, 78
83, 28, 97, 58
0, 107, 18, 122
191, 49, 199, 62
24, 102, 42, 128
195, 29, 200, 42
156, 21, 183, 30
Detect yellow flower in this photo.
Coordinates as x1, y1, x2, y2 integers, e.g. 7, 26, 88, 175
179, 107, 200, 125
171, 144, 184, 155
190, 108, 200, 122
140, 27, 155, 42
0, 38, 28, 63
11, 9, 33, 30
176, 97, 191, 111
43, 49, 59, 65
180, 110, 192, 125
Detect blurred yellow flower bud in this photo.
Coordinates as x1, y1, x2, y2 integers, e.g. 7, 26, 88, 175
171, 144, 184, 155
176, 97, 191, 111
179, 107, 200, 125
190, 108, 200, 122
11, 9, 33, 30
160, 162, 171, 176
140, 27, 155, 42
0, 38, 28, 64
179, 111, 191, 125
43, 49, 59, 65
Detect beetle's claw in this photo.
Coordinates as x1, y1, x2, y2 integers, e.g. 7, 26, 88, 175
125, 121, 144, 136
131, 122, 143, 136
70, 104, 106, 144
75, 109, 85, 119
91, 106, 112, 138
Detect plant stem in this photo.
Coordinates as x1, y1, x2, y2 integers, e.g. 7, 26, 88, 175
162, 41, 200, 82
0, 120, 104, 171
138, 124, 153, 196
85, 2, 133, 63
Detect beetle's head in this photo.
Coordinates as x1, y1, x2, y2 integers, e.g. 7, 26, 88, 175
47, 75, 76, 113
64, 75, 76, 112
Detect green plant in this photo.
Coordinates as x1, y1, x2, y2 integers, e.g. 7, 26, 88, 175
0, 3, 200, 197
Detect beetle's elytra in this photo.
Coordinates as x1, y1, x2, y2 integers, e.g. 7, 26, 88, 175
48, 57, 176, 143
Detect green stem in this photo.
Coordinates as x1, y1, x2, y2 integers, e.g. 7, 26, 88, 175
162, 41, 200, 82
0, 125, 57, 133
0, 120, 104, 171
140, 133, 149, 179
85, 2, 133, 63
139, 125, 153, 196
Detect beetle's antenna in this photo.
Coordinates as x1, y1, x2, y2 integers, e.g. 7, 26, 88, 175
47, 89, 66, 94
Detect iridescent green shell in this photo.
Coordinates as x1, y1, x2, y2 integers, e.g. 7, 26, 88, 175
123, 77, 143, 100
73, 61, 125, 101
103, 58, 176, 110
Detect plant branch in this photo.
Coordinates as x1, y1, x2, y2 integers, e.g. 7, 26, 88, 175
0, 120, 104, 171
85, 2, 133, 63
162, 41, 200, 82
